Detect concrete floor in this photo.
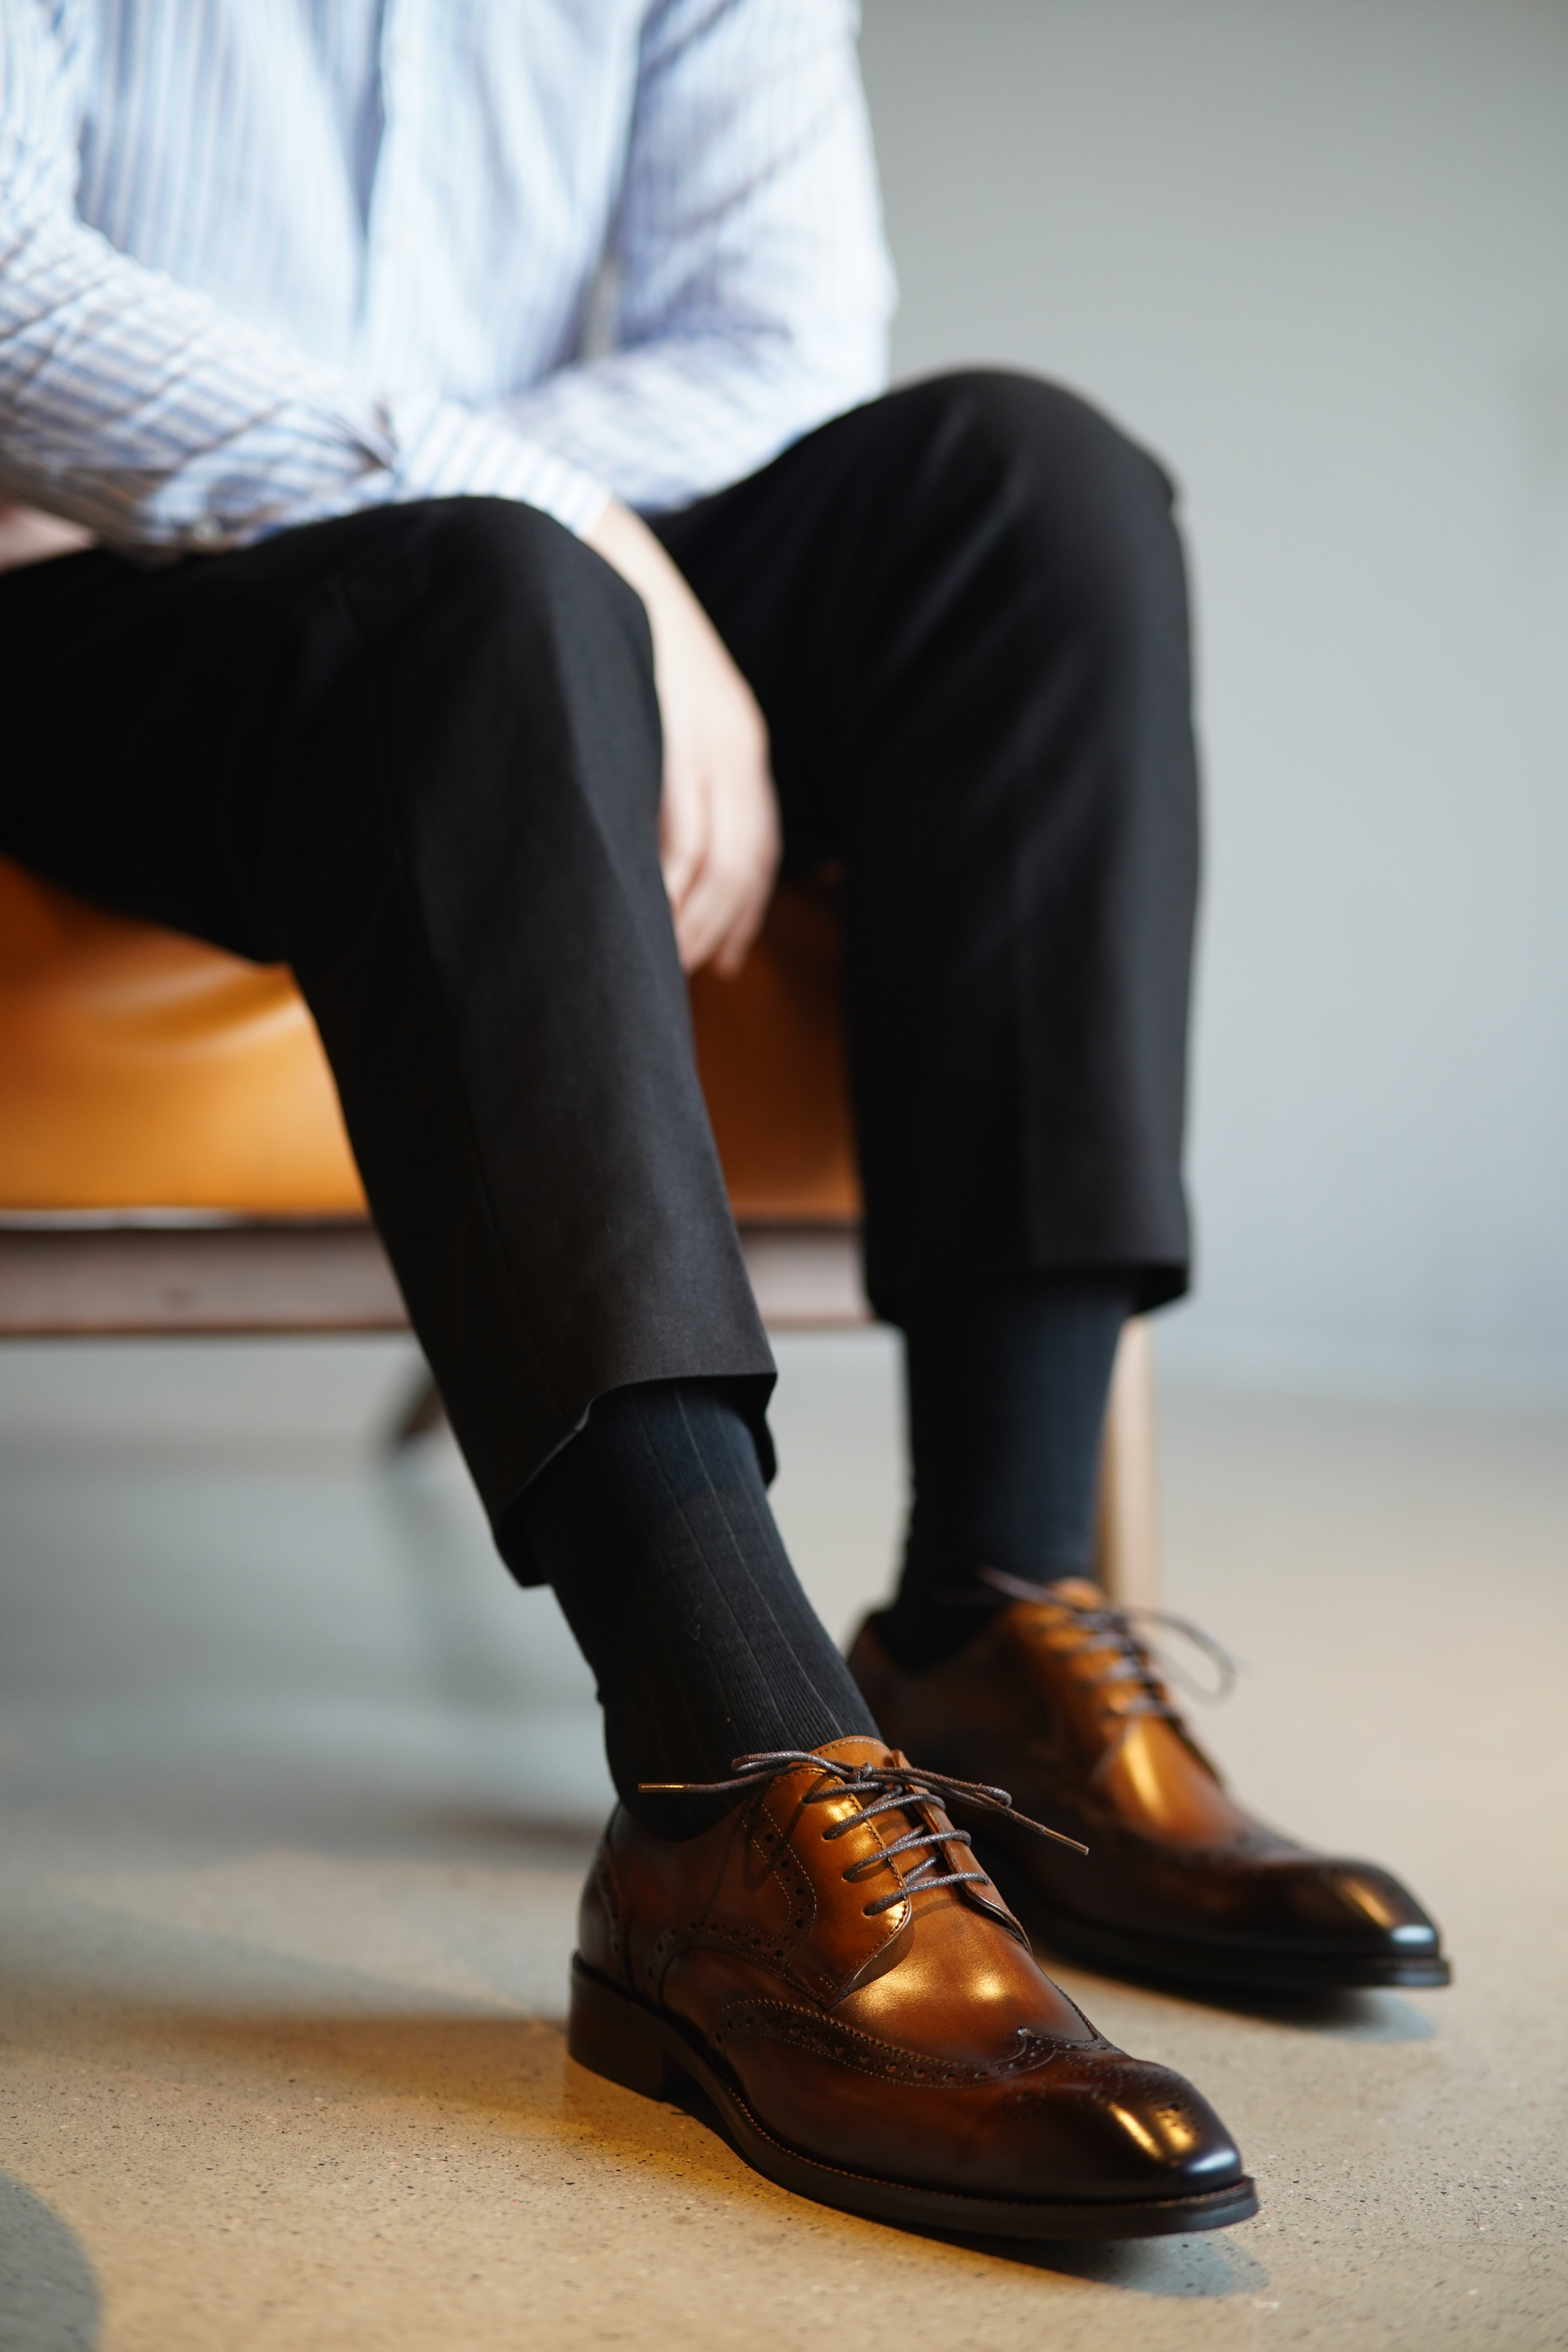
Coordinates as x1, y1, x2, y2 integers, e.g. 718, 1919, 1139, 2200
0, 1332, 1563, 2351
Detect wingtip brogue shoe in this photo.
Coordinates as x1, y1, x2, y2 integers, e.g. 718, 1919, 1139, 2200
849, 1585, 1450, 1996
568, 1737, 1256, 2240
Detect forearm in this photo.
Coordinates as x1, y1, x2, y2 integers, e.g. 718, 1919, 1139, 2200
0, 206, 607, 554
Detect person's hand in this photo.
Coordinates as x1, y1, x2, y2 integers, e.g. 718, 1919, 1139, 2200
584, 498, 779, 976
0, 504, 94, 575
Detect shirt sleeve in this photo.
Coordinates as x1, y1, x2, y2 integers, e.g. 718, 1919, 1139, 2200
0, 2, 609, 553
496, 0, 898, 515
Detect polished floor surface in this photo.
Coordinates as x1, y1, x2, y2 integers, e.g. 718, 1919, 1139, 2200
0, 1332, 1563, 2351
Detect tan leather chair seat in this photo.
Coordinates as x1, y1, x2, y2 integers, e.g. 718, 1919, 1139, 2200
0, 856, 859, 1222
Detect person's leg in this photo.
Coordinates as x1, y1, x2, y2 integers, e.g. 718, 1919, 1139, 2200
885, 1273, 1136, 1666
0, 500, 873, 1824
656, 371, 1196, 1644
511, 1379, 873, 1836
657, 380, 1446, 1994
0, 484, 1264, 2225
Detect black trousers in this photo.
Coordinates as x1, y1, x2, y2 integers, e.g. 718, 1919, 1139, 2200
0, 371, 1199, 1536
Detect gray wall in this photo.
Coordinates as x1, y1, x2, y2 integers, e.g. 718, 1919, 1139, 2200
859, 0, 1568, 1394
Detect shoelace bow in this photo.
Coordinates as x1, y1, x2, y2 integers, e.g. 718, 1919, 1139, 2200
976, 1568, 1243, 1721
641, 1748, 1087, 1916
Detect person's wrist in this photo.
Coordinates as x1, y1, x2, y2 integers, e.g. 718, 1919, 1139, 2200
582, 499, 667, 605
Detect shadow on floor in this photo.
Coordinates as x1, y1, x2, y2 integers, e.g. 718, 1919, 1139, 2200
1183, 1985, 1438, 2041
0, 2172, 101, 2352
931, 2225, 1270, 2297
1044, 1959, 1439, 2042
109, 2009, 581, 2123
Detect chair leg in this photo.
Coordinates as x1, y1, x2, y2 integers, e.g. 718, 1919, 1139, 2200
1093, 1317, 1161, 1609
387, 1366, 445, 1453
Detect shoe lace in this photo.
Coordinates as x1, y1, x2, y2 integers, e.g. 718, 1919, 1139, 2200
977, 1568, 1243, 1724
640, 1748, 1087, 1916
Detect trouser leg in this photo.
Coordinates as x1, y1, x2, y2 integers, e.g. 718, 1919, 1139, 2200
657, 368, 1200, 1312
0, 499, 880, 1816
512, 1378, 877, 1833
0, 499, 774, 1523
659, 369, 1200, 1654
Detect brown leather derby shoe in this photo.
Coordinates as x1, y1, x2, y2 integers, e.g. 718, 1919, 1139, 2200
849, 1581, 1450, 1996
569, 1737, 1256, 2239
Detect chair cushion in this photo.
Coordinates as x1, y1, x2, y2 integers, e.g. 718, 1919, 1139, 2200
688, 876, 859, 1223
0, 858, 860, 1222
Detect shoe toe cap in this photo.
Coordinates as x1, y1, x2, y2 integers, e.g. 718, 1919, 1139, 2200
1276, 1859, 1444, 1957
1004, 2056, 1247, 2201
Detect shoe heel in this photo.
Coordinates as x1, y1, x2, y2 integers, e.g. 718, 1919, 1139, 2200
568, 1962, 687, 2100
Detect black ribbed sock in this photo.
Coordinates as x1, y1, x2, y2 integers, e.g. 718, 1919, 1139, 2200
502, 1379, 878, 1837
876, 1274, 1135, 1672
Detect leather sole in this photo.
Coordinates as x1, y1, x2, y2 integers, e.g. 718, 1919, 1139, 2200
981, 1858, 1453, 1994
567, 1955, 1259, 2242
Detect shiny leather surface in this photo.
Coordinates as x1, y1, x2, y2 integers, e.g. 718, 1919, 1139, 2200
0, 859, 364, 1214
577, 1737, 1247, 2203
849, 1585, 1447, 1970
0, 856, 858, 1220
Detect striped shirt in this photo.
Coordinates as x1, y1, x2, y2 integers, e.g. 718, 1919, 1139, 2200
0, 0, 895, 553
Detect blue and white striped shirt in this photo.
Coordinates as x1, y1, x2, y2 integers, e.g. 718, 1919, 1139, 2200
0, 0, 895, 553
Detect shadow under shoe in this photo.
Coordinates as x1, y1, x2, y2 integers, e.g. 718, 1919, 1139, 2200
848, 1583, 1450, 1997
568, 1737, 1256, 2241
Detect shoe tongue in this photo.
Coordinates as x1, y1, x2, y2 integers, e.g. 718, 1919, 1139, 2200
1036, 1576, 1109, 1612
809, 1734, 899, 1771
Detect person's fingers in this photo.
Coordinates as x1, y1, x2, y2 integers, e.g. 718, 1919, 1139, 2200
671, 804, 742, 968
709, 782, 780, 976
710, 874, 772, 976
672, 853, 736, 971
678, 755, 780, 975
659, 750, 708, 915
676, 839, 774, 972
650, 597, 775, 967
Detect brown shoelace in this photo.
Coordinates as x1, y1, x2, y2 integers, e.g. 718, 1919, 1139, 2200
976, 1568, 1243, 1722
641, 1748, 1087, 1915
